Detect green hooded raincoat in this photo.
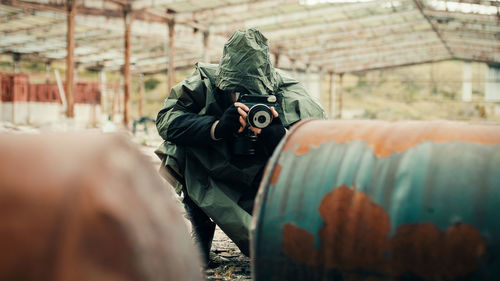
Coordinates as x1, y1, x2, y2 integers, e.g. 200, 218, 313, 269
155, 28, 326, 255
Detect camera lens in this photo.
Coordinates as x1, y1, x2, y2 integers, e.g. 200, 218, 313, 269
248, 104, 273, 128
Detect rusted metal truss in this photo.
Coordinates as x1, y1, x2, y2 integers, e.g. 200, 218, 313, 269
0, 0, 498, 74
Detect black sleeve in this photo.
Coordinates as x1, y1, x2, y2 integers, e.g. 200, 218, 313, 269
165, 112, 217, 146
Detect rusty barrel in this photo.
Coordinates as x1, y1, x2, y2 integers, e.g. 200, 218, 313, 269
0, 133, 203, 281
251, 120, 500, 281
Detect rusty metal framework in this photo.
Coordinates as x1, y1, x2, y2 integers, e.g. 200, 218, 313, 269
0, 0, 498, 75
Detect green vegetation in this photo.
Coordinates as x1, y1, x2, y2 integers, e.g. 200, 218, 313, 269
321, 60, 500, 122
144, 77, 161, 91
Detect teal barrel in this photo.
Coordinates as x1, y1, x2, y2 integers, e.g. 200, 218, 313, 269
251, 120, 500, 281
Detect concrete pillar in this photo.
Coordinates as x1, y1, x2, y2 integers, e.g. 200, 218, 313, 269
462, 62, 472, 102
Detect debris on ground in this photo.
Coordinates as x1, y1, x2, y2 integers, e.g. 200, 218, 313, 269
206, 227, 251, 280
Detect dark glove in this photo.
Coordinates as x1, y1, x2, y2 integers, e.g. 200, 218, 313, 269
259, 117, 286, 154
214, 106, 241, 139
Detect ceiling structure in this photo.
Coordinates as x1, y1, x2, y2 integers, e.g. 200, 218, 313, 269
0, 0, 499, 75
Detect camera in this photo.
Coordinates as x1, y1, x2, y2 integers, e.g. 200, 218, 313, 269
233, 93, 277, 155
238, 94, 277, 129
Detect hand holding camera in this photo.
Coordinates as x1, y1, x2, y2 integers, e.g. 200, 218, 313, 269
235, 93, 278, 132
235, 103, 281, 135
214, 106, 241, 139
230, 94, 285, 155
259, 114, 286, 153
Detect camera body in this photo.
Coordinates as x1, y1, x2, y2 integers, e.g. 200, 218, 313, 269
238, 94, 277, 129
233, 94, 277, 155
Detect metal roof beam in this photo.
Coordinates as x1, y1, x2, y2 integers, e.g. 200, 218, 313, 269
282, 30, 438, 58
436, 22, 500, 34
0, 0, 66, 13
106, 0, 130, 6
422, 7, 499, 23
212, 1, 416, 35
302, 34, 443, 60
212, 1, 385, 32
0, 31, 169, 64
412, 0, 455, 56
0, 29, 121, 51
0, 0, 182, 24
76, 42, 169, 65
173, 0, 300, 22
200, 0, 399, 25
444, 36, 500, 47
271, 17, 426, 46
448, 43, 500, 51
310, 42, 449, 65
440, 0, 500, 6
319, 48, 450, 67
97, 51, 200, 72
0, 5, 29, 23
329, 57, 452, 74
320, 51, 452, 73
0, 19, 66, 35
452, 52, 500, 63
254, 9, 422, 42
130, 57, 200, 74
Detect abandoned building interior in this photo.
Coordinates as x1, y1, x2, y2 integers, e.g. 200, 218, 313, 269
0, 1, 499, 281
0, 0, 499, 126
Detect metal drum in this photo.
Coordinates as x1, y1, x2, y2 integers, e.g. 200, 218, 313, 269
0, 133, 203, 281
251, 119, 500, 281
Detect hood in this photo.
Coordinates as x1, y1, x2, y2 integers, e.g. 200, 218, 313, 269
215, 28, 279, 95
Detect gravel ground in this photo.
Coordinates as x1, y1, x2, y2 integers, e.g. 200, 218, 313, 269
203, 227, 251, 281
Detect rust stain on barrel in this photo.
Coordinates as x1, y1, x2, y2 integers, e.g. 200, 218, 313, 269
282, 223, 317, 262
283, 185, 390, 271
390, 222, 487, 278
283, 120, 500, 157
282, 185, 487, 278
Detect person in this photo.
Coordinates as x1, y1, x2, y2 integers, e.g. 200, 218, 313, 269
155, 28, 326, 266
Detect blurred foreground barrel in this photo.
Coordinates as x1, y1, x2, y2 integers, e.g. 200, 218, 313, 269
0, 133, 203, 281
251, 120, 500, 281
